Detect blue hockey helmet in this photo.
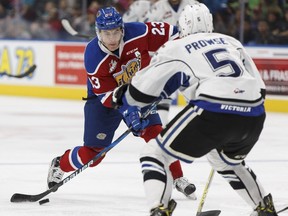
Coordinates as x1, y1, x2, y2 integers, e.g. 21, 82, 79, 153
95, 7, 123, 31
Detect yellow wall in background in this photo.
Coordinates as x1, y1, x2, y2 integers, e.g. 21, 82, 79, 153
263, 98, 288, 113
0, 84, 86, 100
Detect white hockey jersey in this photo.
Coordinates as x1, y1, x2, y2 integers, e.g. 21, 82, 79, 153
123, 0, 152, 22
143, 0, 198, 25
125, 33, 266, 116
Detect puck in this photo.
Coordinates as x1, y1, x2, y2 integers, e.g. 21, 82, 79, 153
39, 198, 50, 205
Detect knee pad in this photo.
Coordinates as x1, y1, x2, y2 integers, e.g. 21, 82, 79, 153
206, 149, 231, 172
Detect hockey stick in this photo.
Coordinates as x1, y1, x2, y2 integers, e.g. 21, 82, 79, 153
0, 64, 36, 78
10, 98, 160, 203
277, 206, 288, 214
196, 168, 221, 216
61, 19, 94, 39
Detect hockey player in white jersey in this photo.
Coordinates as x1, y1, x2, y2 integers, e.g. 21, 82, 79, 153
143, 0, 198, 128
112, 3, 278, 216
143, 1, 200, 194
123, 0, 198, 200
125, 0, 199, 128
143, 0, 197, 25
122, 0, 156, 22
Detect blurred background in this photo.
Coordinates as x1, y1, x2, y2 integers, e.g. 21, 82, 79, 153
0, 0, 287, 113
0, 0, 287, 44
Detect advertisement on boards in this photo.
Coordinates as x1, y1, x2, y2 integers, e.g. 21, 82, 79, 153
0, 40, 54, 86
55, 45, 86, 85
1, 41, 288, 97
247, 47, 288, 96
254, 59, 288, 95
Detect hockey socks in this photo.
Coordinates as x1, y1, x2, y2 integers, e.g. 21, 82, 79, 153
141, 124, 163, 142
140, 156, 173, 209
60, 146, 105, 172
169, 160, 183, 180
217, 162, 266, 209
141, 124, 184, 181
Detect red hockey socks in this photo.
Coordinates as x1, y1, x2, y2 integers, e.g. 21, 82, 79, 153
169, 160, 183, 180
141, 124, 163, 142
59, 146, 105, 172
141, 124, 184, 180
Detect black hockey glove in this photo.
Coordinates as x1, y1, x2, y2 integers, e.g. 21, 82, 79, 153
260, 88, 266, 99
111, 84, 128, 109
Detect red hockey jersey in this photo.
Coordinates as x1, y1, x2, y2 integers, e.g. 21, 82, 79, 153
84, 22, 178, 107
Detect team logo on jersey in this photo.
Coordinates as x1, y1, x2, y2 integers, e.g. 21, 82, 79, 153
113, 52, 141, 86
234, 88, 245, 94
109, 60, 117, 73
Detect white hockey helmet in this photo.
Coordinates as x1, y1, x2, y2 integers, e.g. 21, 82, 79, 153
178, 3, 213, 38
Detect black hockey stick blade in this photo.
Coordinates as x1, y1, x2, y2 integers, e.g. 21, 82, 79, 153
196, 210, 221, 216
61, 19, 93, 39
0, 64, 36, 78
11, 178, 61, 202
10, 189, 52, 202
277, 206, 288, 214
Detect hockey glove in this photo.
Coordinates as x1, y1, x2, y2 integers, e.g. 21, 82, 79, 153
111, 84, 128, 109
260, 88, 266, 99
121, 106, 149, 136
112, 84, 149, 136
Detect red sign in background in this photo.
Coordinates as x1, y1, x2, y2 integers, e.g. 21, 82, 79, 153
54, 46, 288, 96
55, 45, 86, 85
254, 59, 288, 95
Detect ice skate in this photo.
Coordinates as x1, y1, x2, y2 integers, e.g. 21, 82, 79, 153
150, 199, 177, 216
251, 194, 278, 216
47, 156, 64, 189
174, 177, 197, 200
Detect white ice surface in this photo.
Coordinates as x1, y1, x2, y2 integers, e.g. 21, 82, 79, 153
0, 96, 287, 216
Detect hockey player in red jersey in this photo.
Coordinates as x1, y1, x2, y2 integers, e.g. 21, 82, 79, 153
47, 6, 196, 199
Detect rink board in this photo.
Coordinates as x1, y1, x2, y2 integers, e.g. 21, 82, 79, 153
0, 40, 287, 112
